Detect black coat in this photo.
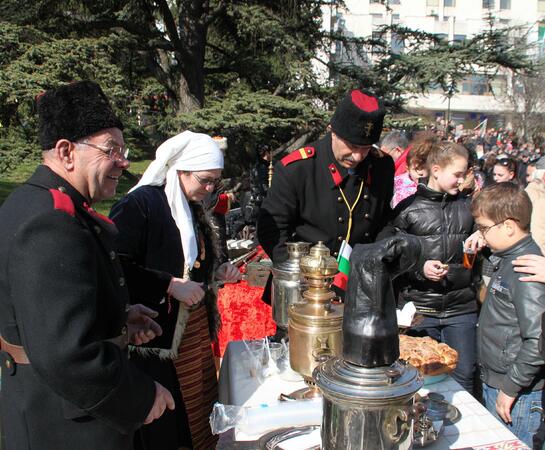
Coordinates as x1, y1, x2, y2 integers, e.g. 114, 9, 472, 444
378, 184, 478, 318
257, 133, 394, 264
0, 165, 160, 450
110, 185, 222, 450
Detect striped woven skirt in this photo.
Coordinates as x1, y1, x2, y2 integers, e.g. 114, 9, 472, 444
174, 304, 218, 450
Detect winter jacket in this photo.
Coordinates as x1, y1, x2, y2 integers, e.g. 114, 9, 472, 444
478, 235, 545, 396
377, 184, 478, 318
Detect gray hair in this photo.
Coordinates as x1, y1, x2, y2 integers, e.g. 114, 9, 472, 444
380, 130, 409, 152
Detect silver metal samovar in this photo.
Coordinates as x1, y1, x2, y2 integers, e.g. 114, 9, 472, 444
271, 242, 311, 332
314, 236, 425, 450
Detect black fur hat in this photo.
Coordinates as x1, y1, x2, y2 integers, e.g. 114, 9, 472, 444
37, 81, 124, 150
330, 89, 386, 145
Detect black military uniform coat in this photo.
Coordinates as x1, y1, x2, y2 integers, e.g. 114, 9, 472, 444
0, 165, 166, 450
258, 133, 394, 296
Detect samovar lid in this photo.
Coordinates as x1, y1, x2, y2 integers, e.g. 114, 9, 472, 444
300, 241, 338, 277
314, 358, 423, 403
274, 241, 311, 272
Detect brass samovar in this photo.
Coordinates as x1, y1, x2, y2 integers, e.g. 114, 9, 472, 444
288, 242, 343, 391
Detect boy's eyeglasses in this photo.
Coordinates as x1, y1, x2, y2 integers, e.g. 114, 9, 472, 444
477, 217, 519, 235
78, 141, 129, 161
192, 172, 222, 189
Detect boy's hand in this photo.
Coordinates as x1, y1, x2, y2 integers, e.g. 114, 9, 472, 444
423, 260, 449, 281
465, 230, 486, 252
512, 254, 545, 283
496, 390, 515, 424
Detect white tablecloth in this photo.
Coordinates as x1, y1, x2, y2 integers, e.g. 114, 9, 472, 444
218, 340, 528, 449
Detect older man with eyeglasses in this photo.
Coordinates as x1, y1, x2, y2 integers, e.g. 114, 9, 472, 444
0, 81, 176, 450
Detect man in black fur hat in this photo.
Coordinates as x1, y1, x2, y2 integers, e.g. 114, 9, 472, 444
0, 81, 176, 450
258, 89, 394, 299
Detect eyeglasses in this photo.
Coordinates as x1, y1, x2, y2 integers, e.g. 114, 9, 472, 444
77, 141, 129, 161
476, 217, 518, 235
192, 172, 222, 189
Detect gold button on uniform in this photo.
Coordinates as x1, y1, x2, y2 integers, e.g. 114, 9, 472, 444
109, 251, 116, 260
119, 277, 125, 287
337, 196, 343, 202
58, 186, 66, 193
364, 213, 370, 219
363, 194, 369, 200
364, 232, 370, 237
5, 360, 11, 369
337, 236, 343, 241
94, 225, 101, 234
338, 217, 344, 223
333, 252, 338, 257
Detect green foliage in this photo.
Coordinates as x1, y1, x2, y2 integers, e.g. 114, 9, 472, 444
161, 84, 330, 176
0, 0, 536, 179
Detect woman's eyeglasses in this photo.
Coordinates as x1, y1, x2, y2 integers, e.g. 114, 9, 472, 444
192, 172, 222, 189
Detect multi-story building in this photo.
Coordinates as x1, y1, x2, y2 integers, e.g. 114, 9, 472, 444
320, 0, 545, 128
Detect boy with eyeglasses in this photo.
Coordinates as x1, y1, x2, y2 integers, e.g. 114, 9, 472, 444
471, 182, 545, 449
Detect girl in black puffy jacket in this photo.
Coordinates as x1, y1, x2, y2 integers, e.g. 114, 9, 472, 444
379, 141, 478, 393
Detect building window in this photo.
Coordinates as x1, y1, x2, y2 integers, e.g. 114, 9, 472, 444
390, 0, 401, 4
453, 34, 466, 42
539, 0, 545, 12
391, 33, 405, 54
462, 75, 490, 95
444, 0, 456, 6
500, 0, 510, 9
427, 0, 439, 6
371, 13, 384, 19
483, 0, 495, 8
370, 0, 382, 3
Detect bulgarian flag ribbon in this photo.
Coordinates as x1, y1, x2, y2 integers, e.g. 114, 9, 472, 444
333, 240, 352, 291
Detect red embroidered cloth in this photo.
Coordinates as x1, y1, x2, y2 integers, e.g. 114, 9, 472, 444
213, 280, 276, 357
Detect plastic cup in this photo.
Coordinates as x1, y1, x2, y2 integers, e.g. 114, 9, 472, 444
241, 350, 263, 379
268, 342, 284, 364
247, 340, 265, 363
463, 246, 476, 269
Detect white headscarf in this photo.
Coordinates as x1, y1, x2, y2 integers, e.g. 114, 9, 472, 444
130, 131, 224, 269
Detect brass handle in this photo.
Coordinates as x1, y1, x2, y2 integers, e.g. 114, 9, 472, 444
312, 348, 333, 363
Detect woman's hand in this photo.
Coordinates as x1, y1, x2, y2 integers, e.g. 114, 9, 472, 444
512, 254, 545, 283
215, 262, 242, 284
167, 278, 205, 308
423, 260, 449, 281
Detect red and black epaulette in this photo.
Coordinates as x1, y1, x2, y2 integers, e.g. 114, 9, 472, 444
281, 146, 315, 167
49, 188, 75, 217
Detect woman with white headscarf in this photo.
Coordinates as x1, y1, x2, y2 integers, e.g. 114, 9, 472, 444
110, 131, 240, 450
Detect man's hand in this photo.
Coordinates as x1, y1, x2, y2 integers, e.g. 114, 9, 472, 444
496, 390, 515, 424
423, 260, 449, 281
512, 254, 545, 283
465, 231, 486, 253
168, 278, 205, 308
144, 382, 175, 425
127, 304, 162, 345
215, 262, 242, 284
